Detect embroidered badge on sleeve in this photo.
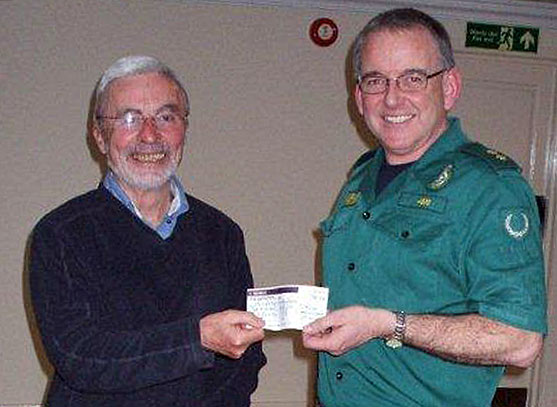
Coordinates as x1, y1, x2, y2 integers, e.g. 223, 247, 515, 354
504, 209, 530, 239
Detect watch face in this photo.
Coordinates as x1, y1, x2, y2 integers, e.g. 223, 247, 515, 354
309, 18, 339, 47
385, 338, 403, 349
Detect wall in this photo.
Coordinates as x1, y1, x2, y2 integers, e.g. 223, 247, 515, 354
1, 1, 369, 405
1, 1, 556, 406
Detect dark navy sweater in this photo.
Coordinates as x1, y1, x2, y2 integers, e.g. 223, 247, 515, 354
30, 186, 266, 406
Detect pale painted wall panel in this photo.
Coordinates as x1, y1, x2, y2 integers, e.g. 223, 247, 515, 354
1, 1, 367, 404
2, 0, 556, 405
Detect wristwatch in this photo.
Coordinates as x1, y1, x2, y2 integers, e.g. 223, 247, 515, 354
385, 311, 406, 349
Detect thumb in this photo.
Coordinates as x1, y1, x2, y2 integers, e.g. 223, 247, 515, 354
303, 314, 334, 335
227, 310, 265, 328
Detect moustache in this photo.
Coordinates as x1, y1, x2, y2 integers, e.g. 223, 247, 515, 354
124, 142, 171, 156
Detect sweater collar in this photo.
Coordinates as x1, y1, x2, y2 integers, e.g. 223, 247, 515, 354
102, 171, 189, 239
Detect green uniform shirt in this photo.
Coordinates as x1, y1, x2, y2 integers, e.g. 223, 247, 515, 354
318, 118, 547, 407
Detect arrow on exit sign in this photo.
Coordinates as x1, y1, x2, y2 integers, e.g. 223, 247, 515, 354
465, 22, 539, 53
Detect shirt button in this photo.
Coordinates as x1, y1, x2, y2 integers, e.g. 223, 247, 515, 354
166, 219, 172, 224
336, 371, 343, 380
362, 211, 371, 220
347, 263, 355, 271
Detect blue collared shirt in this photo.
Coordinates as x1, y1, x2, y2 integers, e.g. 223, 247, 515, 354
103, 171, 189, 239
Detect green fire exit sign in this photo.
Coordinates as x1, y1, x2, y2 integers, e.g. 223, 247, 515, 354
466, 22, 539, 53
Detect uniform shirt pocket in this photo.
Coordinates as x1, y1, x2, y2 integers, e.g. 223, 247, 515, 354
358, 207, 457, 311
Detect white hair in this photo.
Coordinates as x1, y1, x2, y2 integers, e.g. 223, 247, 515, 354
94, 55, 189, 119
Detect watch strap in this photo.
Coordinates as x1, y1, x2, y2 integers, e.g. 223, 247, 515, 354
385, 310, 406, 349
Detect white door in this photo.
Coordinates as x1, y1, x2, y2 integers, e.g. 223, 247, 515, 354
452, 51, 557, 405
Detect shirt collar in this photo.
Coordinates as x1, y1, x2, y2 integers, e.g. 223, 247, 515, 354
411, 116, 469, 170
358, 117, 468, 203
102, 170, 189, 230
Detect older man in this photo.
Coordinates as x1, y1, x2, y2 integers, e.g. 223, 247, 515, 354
303, 8, 546, 407
30, 55, 266, 406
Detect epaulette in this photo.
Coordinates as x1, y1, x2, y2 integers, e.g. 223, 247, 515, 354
352, 149, 377, 171
459, 142, 521, 173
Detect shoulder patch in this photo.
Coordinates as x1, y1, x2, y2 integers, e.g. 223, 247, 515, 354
460, 142, 521, 173
352, 149, 377, 171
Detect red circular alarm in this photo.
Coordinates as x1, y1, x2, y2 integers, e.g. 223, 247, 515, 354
309, 18, 339, 47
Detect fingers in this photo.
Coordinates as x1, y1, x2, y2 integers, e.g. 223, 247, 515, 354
301, 312, 337, 352
219, 309, 265, 327
222, 310, 265, 344
239, 323, 265, 344
302, 330, 329, 351
200, 310, 265, 359
201, 306, 383, 358
301, 306, 381, 355
303, 312, 337, 336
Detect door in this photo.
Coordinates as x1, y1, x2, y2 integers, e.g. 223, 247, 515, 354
452, 51, 557, 405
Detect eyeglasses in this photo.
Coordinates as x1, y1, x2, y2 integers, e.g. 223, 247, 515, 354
97, 109, 188, 134
358, 69, 446, 95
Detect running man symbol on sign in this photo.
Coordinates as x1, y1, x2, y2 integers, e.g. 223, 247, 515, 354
499, 26, 514, 50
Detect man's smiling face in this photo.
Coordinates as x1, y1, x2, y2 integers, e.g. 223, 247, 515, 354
94, 72, 187, 192
355, 26, 460, 164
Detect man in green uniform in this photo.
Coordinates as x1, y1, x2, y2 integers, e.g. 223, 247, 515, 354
302, 8, 547, 407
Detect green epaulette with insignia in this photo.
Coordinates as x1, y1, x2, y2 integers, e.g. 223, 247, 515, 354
460, 142, 521, 173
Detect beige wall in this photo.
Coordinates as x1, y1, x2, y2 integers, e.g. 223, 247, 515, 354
2, 0, 557, 406
1, 1, 370, 404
